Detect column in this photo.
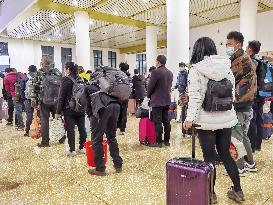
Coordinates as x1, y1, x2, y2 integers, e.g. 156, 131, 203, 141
167, 0, 189, 85
74, 11, 91, 70
240, 0, 258, 47
146, 26, 158, 70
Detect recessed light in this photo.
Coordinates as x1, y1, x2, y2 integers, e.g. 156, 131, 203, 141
26, 30, 30, 34
51, 13, 56, 18
90, 20, 94, 25
113, 11, 118, 15
37, 23, 42, 28
58, 33, 63, 37
72, 0, 78, 6
48, 38, 51, 42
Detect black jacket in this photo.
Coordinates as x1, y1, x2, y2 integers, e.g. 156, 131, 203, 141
56, 74, 84, 115
85, 84, 120, 117
147, 66, 173, 107
132, 75, 146, 100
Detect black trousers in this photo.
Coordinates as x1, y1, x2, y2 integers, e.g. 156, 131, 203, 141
90, 103, 123, 172
7, 98, 17, 124
152, 106, 171, 143
64, 111, 87, 152
197, 128, 242, 192
248, 101, 264, 151
117, 100, 128, 132
25, 100, 34, 133
40, 103, 56, 145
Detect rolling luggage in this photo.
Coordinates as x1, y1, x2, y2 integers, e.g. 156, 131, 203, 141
263, 112, 273, 139
139, 108, 156, 145
166, 125, 214, 205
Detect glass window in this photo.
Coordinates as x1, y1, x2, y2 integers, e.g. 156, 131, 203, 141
41, 46, 54, 65
0, 42, 9, 56
0, 42, 9, 71
93, 50, 103, 69
108, 51, 116, 68
61, 47, 72, 73
136, 53, 147, 75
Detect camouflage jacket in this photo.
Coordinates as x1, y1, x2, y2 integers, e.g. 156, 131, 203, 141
230, 49, 257, 104
31, 67, 61, 105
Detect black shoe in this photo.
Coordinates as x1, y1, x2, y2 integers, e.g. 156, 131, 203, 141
6, 122, 12, 126
164, 142, 170, 146
37, 143, 50, 148
24, 132, 29, 137
59, 135, 66, 144
150, 143, 163, 148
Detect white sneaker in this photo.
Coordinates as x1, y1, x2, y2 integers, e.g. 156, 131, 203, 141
66, 151, 76, 157
238, 167, 247, 177
76, 148, 86, 155
245, 162, 258, 172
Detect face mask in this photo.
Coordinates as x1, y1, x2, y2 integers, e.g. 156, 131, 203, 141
226, 46, 235, 56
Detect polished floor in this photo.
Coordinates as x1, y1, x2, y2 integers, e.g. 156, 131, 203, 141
0, 116, 272, 205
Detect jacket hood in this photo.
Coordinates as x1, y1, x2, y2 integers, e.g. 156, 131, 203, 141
134, 75, 144, 81
193, 55, 231, 81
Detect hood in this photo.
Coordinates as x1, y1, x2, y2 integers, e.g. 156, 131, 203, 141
134, 75, 144, 81
193, 55, 231, 81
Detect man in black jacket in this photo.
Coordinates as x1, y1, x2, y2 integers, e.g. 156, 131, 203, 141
147, 55, 173, 147
86, 84, 123, 176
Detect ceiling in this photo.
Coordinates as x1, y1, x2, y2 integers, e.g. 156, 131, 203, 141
2, 0, 273, 53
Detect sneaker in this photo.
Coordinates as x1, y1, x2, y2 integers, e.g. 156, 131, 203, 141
16, 127, 25, 131
150, 143, 163, 148
238, 167, 247, 177
88, 169, 106, 176
0, 119, 2, 123
113, 165, 122, 173
66, 151, 76, 157
212, 193, 218, 204
59, 135, 66, 144
223, 168, 246, 177
6, 122, 12, 126
37, 143, 50, 148
76, 148, 86, 155
164, 142, 171, 147
227, 186, 245, 203
24, 132, 29, 137
245, 162, 258, 172
118, 131, 125, 136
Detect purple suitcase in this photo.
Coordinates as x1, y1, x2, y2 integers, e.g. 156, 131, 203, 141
166, 126, 214, 205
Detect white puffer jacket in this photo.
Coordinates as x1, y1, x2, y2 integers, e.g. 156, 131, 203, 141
185, 55, 238, 130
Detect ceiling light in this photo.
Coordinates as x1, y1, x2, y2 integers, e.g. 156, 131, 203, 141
51, 13, 56, 18
58, 33, 63, 37
26, 30, 30, 34
89, 20, 94, 25
37, 22, 42, 28
47, 38, 51, 42
113, 11, 118, 16
72, 0, 78, 6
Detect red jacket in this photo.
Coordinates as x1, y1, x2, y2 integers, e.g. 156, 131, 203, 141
4, 72, 25, 97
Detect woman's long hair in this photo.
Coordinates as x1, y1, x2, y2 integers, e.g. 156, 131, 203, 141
190, 37, 218, 65
65, 62, 78, 76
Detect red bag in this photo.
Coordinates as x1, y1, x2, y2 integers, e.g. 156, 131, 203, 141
84, 140, 108, 167
127, 99, 136, 114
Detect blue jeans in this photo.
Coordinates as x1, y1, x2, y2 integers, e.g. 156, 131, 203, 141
13, 100, 24, 128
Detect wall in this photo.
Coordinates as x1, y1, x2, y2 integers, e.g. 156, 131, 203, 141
0, 37, 121, 73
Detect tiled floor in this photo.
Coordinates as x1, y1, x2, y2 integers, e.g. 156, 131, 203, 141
0, 116, 273, 205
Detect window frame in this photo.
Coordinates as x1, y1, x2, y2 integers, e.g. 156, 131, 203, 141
93, 50, 103, 69
108, 51, 117, 68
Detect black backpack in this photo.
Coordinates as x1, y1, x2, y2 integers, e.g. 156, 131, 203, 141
40, 69, 62, 106
14, 73, 22, 102
68, 76, 87, 113
202, 78, 233, 112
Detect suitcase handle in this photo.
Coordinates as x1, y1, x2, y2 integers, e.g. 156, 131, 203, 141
191, 124, 201, 159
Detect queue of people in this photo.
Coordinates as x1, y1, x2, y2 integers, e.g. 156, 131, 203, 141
0, 30, 271, 204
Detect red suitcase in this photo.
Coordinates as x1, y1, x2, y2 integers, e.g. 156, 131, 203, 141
139, 109, 156, 145
166, 125, 214, 205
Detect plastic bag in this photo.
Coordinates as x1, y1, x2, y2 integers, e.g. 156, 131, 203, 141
49, 118, 66, 142
30, 109, 41, 139
230, 137, 247, 161
1, 100, 9, 120
263, 101, 271, 113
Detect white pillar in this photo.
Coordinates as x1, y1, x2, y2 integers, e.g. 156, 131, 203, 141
146, 26, 158, 70
240, 0, 258, 47
167, 0, 189, 85
74, 11, 91, 70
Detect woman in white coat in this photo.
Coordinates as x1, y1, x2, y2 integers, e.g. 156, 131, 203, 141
183, 37, 244, 203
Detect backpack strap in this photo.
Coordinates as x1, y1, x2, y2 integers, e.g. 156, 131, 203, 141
67, 76, 77, 84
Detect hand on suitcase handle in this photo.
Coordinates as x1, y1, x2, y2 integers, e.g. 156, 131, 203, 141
183, 121, 201, 130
